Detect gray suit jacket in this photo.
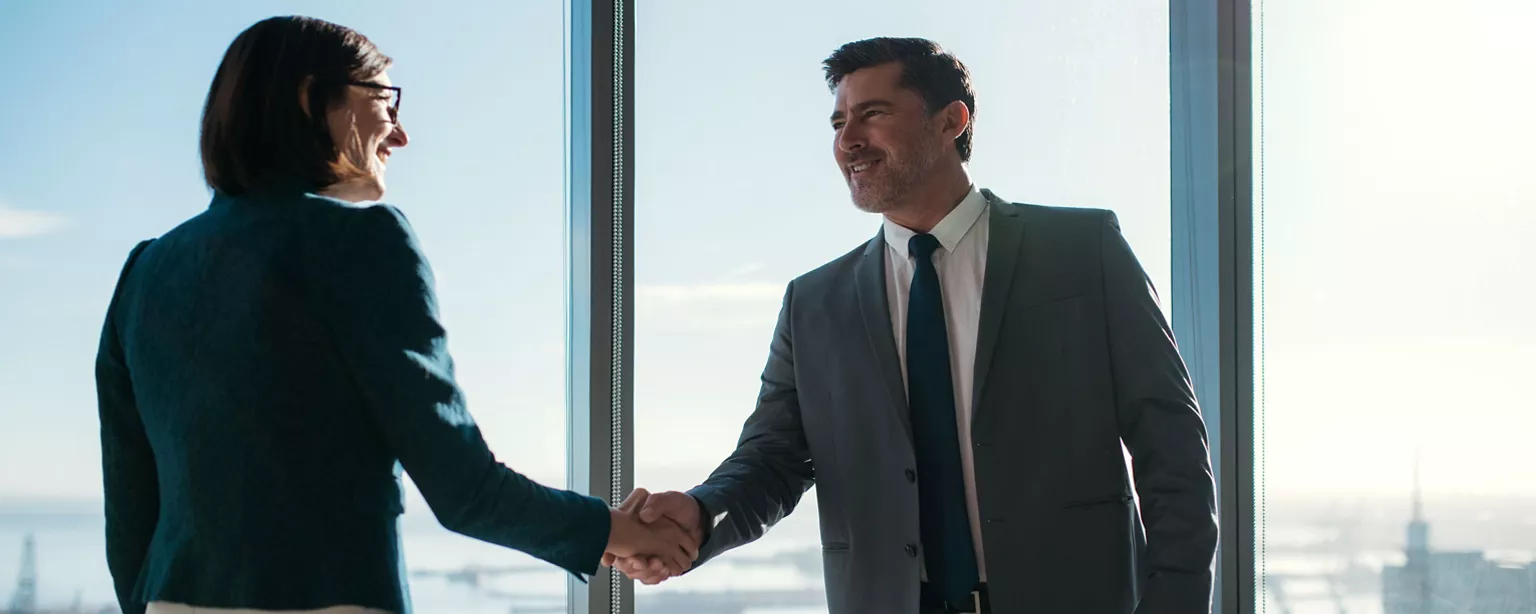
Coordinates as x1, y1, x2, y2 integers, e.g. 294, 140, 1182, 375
687, 191, 1218, 613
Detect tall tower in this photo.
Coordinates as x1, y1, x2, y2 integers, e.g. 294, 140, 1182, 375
1407, 452, 1430, 556
1404, 451, 1432, 614
7, 534, 37, 614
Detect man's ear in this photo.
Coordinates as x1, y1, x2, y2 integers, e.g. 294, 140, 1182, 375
298, 75, 315, 118
941, 99, 971, 143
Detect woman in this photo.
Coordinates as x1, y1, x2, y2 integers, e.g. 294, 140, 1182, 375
94, 16, 694, 614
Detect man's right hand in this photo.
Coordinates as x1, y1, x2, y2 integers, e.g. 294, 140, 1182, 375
603, 489, 708, 585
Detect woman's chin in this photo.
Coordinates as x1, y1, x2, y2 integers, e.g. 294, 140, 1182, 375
367, 174, 387, 199
350, 171, 387, 197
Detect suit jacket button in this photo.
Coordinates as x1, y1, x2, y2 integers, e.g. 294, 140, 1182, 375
904, 469, 917, 483
905, 544, 919, 557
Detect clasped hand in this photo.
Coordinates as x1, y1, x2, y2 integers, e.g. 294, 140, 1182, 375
601, 488, 705, 585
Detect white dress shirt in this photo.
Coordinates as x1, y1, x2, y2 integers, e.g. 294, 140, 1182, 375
882, 185, 990, 581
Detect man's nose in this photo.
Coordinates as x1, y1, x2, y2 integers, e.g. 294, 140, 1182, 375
837, 123, 866, 153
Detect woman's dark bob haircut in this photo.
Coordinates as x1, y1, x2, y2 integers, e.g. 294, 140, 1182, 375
200, 16, 391, 196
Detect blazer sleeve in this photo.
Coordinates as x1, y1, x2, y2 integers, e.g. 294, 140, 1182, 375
1098, 211, 1219, 614
97, 239, 157, 614
318, 203, 610, 579
686, 280, 816, 567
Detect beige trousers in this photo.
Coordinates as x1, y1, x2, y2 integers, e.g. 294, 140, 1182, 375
146, 602, 391, 614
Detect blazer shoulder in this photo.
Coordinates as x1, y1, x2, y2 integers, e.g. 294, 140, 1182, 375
291, 198, 426, 263
1005, 200, 1115, 228
106, 237, 157, 307
791, 237, 871, 294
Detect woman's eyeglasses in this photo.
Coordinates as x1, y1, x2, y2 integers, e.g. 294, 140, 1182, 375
348, 81, 402, 121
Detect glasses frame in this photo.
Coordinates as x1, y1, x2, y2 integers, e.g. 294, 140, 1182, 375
347, 81, 402, 121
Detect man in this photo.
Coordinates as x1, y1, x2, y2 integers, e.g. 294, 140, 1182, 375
609, 37, 1217, 613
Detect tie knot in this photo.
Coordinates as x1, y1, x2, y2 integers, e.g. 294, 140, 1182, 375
909, 233, 942, 260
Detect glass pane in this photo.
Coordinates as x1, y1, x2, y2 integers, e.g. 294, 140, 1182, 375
1255, 1, 1536, 612
0, 4, 569, 613
635, 1, 1171, 610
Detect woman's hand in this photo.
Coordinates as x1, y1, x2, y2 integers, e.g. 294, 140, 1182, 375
604, 489, 700, 576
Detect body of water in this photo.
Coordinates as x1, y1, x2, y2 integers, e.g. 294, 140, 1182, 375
0, 511, 826, 614
13, 506, 1525, 614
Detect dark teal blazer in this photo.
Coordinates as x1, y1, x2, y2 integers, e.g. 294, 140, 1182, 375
94, 184, 610, 614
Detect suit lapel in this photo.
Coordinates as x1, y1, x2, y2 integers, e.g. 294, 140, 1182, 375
971, 191, 1027, 422
853, 231, 914, 444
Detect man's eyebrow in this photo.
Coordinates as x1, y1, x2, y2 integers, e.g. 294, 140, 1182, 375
831, 99, 895, 122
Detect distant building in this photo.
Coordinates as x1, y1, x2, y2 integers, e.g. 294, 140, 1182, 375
4, 534, 120, 614
1382, 459, 1536, 613
6, 534, 36, 614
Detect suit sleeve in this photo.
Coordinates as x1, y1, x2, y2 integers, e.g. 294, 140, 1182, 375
1098, 211, 1219, 614
686, 281, 815, 567
97, 239, 157, 614
320, 204, 610, 579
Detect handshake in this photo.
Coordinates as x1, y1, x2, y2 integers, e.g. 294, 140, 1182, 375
601, 488, 706, 584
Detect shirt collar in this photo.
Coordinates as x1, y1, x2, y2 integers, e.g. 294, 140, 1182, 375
882, 185, 988, 258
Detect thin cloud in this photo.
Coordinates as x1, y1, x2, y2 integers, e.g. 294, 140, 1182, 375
638, 283, 784, 303
637, 282, 786, 334
0, 202, 68, 239
720, 262, 767, 280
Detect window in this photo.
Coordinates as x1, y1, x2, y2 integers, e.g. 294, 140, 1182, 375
634, 1, 1171, 609
0, 3, 570, 612
1255, 0, 1536, 611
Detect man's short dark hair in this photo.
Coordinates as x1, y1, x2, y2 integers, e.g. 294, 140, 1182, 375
200, 16, 392, 196
823, 37, 976, 162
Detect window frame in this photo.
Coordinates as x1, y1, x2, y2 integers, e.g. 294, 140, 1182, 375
1171, 0, 1254, 612
566, 1, 1254, 613
566, 0, 633, 612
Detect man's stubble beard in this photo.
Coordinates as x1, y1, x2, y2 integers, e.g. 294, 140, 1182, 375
846, 138, 944, 215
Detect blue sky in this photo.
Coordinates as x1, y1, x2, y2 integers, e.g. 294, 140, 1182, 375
0, 0, 575, 499
1251, 0, 1535, 501
1, 0, 1531, 531
0, 0, 1173, 504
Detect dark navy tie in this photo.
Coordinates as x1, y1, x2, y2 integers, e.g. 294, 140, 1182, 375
907, 233, 980, 606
